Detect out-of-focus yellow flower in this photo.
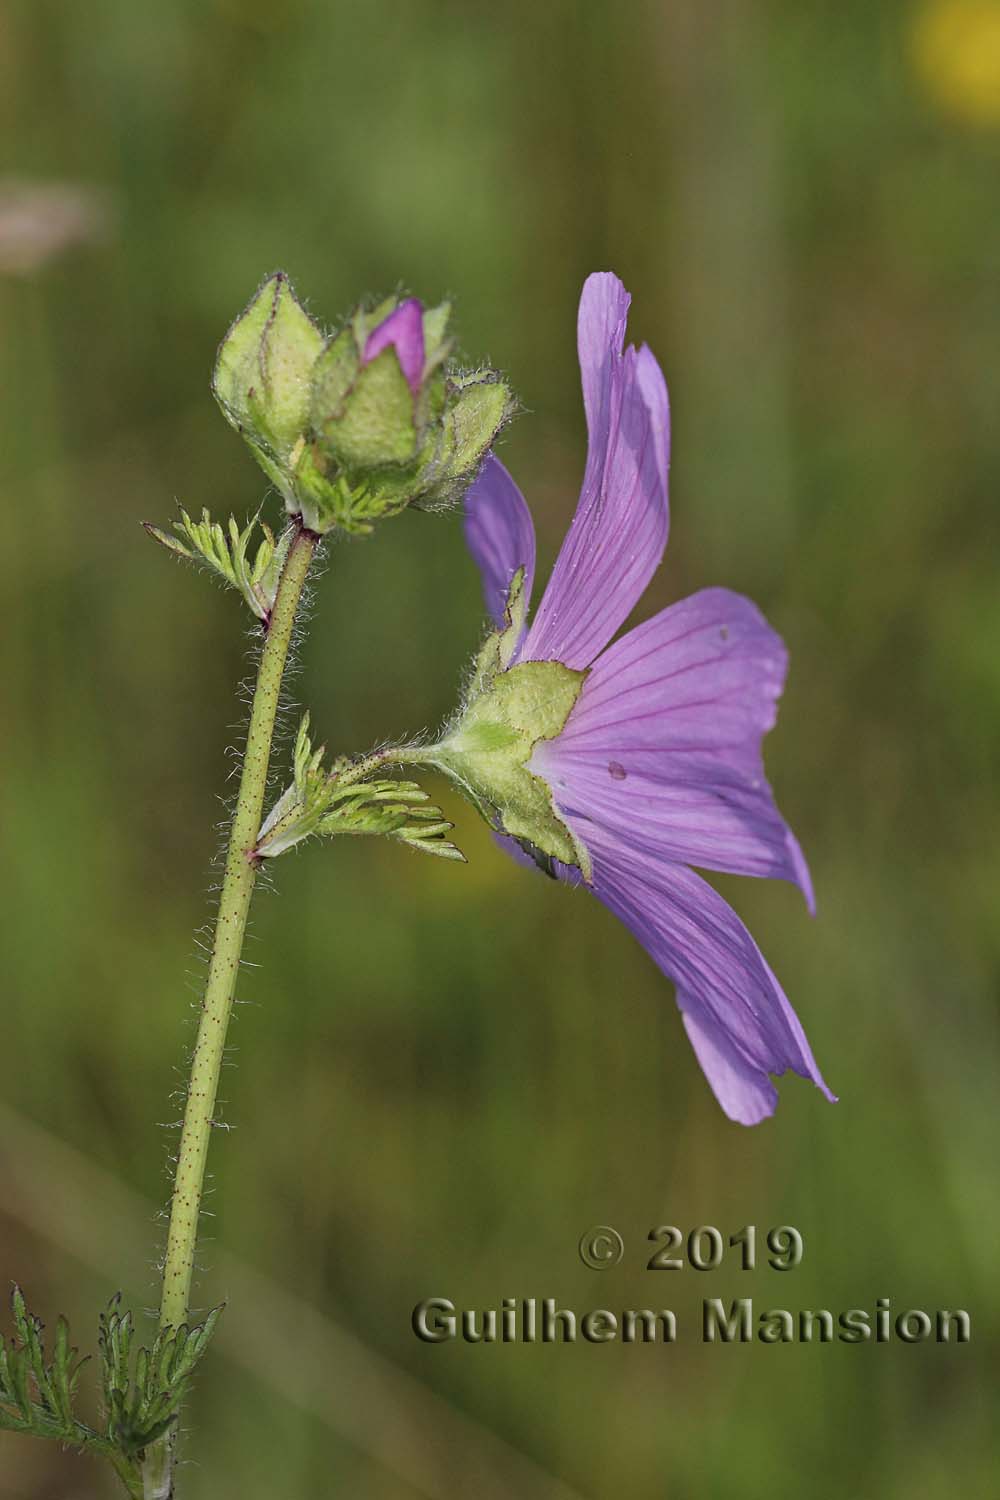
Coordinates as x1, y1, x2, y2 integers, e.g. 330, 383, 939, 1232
911, 0, 1000, 127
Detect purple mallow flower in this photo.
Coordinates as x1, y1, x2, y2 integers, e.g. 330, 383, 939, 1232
461, 272, 835, 1125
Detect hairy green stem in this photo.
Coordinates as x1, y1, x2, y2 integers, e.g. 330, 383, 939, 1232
336, 742, 436, 788
105, 1444, 145, 1499
143, 523, 316, 1496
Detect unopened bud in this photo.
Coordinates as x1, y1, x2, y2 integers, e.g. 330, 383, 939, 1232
212, 272, 324, 509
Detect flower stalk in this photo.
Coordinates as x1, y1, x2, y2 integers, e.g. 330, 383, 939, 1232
142, 522, 317, 1496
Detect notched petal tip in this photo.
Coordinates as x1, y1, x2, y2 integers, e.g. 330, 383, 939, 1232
681, 1010, 779, 1125
578, 271, 632, 357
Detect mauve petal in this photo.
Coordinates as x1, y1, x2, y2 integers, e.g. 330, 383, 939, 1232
680, 1011, 778, 1125
363, 297, 425, 393
566, 817, 834, 1124
520, 275, 670, 670
463, 455, 536, 630
534, 588, 813, 908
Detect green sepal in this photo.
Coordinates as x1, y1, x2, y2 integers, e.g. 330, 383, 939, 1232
420, 301, 453, 374
435, 374, 512, 486
497, 564, 531, 669
309, 328, 361, 439
317, 345, 418, 469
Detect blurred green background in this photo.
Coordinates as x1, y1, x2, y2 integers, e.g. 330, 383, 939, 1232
2, 1, 998, 1496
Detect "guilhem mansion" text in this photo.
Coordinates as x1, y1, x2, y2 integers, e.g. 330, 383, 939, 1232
412, 1296, 971, 1346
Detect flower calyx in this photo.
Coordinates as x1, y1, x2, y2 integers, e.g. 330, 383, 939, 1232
418, 569, 591, 875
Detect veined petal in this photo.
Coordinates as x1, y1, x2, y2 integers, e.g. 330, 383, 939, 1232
463, 454, 536, 631
534, 588, 813, 908
568, 818, 834, 1124
538, 761, 812, 901
520, 274, 670, 670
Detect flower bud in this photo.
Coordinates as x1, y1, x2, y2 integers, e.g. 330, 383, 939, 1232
305, 295, 512, 533
212, 272, 324, 510
213, 275, 513, 536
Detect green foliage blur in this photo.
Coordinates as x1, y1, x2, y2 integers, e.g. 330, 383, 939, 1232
1, 2, 998, 1496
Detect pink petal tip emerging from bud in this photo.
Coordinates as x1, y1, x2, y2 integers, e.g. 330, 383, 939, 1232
363, 297, 425, 394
